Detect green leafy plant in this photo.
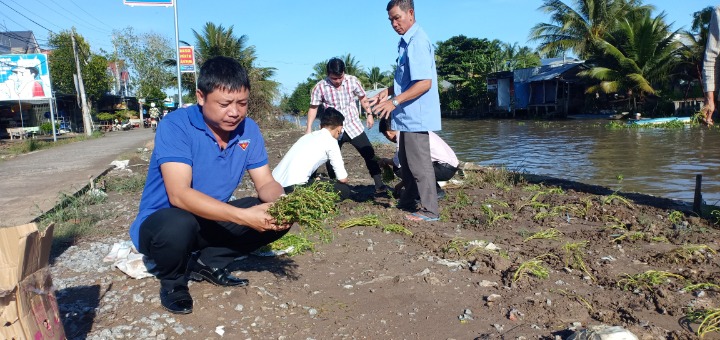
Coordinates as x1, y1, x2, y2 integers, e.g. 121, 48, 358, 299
612, 231, 645, 243
381, 224, 413, 236
683, 283, 720, 293
617, 270, 684, 291
664, 244, 717, 263
668, 210, 685, 224
265, 233, 315, 256
481, 201, 512, 226
561, 241, 595, 281
268, 181, 340, 242
512, 254, 555, 283
685, 308, 720, 338
524, 228, 563, 242
339, 215, 381, 229
554, 289, 593, 311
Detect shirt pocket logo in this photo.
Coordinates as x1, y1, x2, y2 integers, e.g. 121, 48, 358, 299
238, 139, 250, 150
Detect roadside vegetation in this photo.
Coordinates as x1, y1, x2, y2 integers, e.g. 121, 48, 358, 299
0, 132, 103, 161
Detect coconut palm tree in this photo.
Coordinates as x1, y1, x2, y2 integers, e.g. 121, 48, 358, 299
363, 66, 393, 90
529, 0, 653, 59
189, 22, 279, 118
580, 12, 680, 110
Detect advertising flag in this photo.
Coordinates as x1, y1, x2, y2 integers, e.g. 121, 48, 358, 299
178, 46, 195, 73
0, 54, 52, 101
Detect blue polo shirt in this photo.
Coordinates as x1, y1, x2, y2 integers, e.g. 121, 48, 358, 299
129, 104, 269, 248
392, 22, 441, 132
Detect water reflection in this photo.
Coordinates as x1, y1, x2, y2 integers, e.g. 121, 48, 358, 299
284, 114, 720, 204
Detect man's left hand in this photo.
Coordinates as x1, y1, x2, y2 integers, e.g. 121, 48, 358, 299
373, 100, 395, 120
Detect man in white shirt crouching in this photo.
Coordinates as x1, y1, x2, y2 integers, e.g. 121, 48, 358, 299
273, 108, 351, 199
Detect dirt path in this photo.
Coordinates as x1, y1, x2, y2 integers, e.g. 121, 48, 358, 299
46, 126, 720, 339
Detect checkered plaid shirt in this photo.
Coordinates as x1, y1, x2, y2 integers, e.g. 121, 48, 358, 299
310, 74, 367, 139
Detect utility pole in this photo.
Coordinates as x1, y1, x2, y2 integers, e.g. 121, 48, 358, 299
72, 32, 92, 136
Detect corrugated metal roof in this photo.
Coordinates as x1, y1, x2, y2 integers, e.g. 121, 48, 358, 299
528, 62, 585, 82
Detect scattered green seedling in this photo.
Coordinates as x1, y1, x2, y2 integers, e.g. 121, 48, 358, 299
711, 210, 720, 225
452, 189, 472, 208
683, 283, 720, 293
668, 210, 685, 224
554, 289, 594, 311
569, 197, 594, 218
263, 233, 315, 256
338, 214, 381, 229
602, 192, 631, 207
441, 238, 490, 258
665, 244, 717, 263
617, 270, 684, 292
685, 307, 720, 338
381, 223, 413, 236
524, 184, 543, 192
512, 254, 555, 283
612, 231, 645, 243
268, 181, 340, 243
524, 228, 563, 242
650, 236, 670, 243
561, 241, 595, 281
481, 202, 512, 226
602, 215, 628, 231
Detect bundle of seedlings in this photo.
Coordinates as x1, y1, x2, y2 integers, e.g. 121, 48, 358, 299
268, 180, 340, 242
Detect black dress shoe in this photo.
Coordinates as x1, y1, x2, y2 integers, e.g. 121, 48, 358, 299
160, 287, 193, 314
187, 259, 249, 287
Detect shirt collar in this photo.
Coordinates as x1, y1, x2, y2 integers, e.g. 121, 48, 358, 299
324, 76, 346, 88
400, 22, 420, 45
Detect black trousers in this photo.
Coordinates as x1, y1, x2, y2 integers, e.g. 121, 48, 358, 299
433, 162, 458, 182
326, 131, 381, 179
138, 197, 289, 290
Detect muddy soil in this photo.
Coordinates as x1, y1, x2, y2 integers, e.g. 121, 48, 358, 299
47, 126, 720, 339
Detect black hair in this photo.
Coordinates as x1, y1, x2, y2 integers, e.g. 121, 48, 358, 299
320, 107, 345, 129
386, 0, 414, 11
326, 58, 345, 76
378, 117, 392, 133
197, 56, 251, 95
28, 67, 39, 77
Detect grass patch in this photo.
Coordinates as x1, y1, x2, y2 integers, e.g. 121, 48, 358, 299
338, 214, 381, 229
39, 191, 110, 243
617, 270, 684, 292
561, 241, 595, 281
512, 254, 555, 283
104, 173, 147, 193
263, 233, 315, 256
664, 244, 716, 263
524, 228, 563, 242
685, 308, 720, 338
612, 231, 645, 243
602, 192, 632, 207
683, 283, 720, 293
381, 223, 413, 236
481, 201, 512, 226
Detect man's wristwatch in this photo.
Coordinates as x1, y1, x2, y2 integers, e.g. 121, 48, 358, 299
392, 99, 399, 107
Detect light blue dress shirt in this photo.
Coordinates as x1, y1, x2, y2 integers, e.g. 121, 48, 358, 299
391, 22, 441, 132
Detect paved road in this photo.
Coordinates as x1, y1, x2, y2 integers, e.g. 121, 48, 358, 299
0, 128, 155, 227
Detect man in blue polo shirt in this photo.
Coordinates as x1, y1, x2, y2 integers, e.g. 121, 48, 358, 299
129, 56, 289, 314
369, 0, 442, 222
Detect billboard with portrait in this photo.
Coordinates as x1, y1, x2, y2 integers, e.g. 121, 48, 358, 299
0, 54, 52, 101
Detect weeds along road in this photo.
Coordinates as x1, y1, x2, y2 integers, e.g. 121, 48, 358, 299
0, 128, 155, 227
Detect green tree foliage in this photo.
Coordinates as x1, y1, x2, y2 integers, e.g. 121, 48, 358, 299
435, 35, 540, 111
580, 12, 680, 110
283, 79, 315, 114
112, 27, 174, 100
529, 0, 653, 59
47, 29, 112, 103
362, 66, 393, 91
191, 22, 280, 119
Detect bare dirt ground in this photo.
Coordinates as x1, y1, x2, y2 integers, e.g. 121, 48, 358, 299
45, 125, 720, 339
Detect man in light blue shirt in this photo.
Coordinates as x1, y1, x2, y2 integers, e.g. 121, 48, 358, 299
370, 0, 441, 221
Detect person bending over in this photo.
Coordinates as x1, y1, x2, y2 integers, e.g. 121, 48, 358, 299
273, 108, 351, 199
129, 56, 290, 315
378, 117, 458, 199
306, 57, 386, 193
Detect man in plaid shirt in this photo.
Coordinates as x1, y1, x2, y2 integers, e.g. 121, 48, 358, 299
305, 57, 386, 193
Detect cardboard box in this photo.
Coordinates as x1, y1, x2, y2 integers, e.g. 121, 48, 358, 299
1, 223, 66, 340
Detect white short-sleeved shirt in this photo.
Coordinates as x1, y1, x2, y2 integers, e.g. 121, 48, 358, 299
272, 128, 348, 187
393, 131, 459, 168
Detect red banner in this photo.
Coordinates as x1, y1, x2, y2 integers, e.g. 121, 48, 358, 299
178, 46, 195, 73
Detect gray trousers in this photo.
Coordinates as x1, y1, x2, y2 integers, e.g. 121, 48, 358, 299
399, 131, 438, 217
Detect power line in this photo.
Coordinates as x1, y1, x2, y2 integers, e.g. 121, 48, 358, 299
5, 0, 64, 32
67, 0, 108, 28
0, 0, 55, 33
42, 0, 112, 35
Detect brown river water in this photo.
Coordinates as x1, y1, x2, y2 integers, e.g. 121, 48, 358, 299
291, 115, 720, 205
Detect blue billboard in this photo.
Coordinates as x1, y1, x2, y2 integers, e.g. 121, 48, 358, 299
0, 53, 52, 101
